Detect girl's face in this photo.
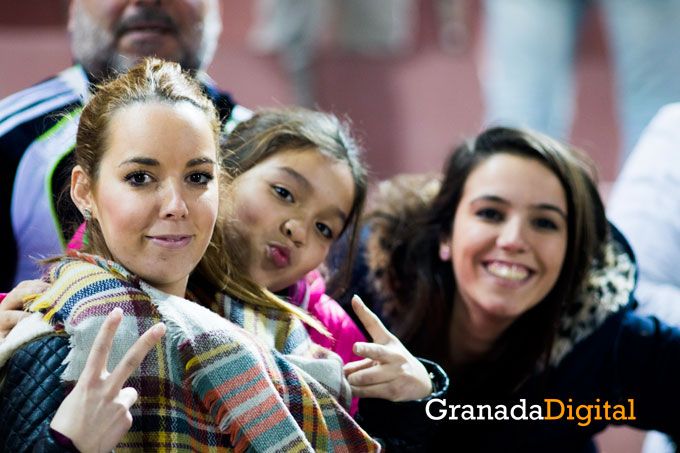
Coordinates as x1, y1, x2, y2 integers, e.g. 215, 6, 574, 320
442, 154, 568, 327
230, 148, 355, 292
72, 101, 219, 297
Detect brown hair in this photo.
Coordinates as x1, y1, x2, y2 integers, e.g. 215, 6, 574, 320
74, 58, 322, 328
369, 127, 607, 394
221, 107, 368, 296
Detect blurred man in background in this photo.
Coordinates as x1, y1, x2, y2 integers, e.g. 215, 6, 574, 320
0, 0, 249, 289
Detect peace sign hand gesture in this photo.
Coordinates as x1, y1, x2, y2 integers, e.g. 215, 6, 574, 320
343, 295, 432, 402
49, 308, 166, 453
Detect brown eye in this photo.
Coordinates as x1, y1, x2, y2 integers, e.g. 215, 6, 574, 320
273, 185, 294, 202
187, 172, 213, 185
533, 217, 558, 231
316, 222, 333, 240
476, 208, 503, 222
125, 172, 152, 186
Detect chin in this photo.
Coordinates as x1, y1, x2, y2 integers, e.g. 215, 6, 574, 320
478, 298, 528, 321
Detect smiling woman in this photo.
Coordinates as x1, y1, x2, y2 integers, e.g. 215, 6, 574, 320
71, 100, 219, 296
350, 126, 680, 451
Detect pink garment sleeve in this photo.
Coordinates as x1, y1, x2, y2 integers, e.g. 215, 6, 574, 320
302, 271, 366, 364
289, 271, 368, 416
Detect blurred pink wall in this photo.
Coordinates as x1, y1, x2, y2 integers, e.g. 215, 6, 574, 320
0, 0, 620, 183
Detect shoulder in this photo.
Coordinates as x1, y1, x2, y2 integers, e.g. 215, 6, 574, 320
0, 66, 86, 140
551, 225, 637, 365
197, 73, 251, 130
29, 254, 150, 326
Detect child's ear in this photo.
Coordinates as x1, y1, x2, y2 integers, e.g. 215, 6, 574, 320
71, 165, 95, 218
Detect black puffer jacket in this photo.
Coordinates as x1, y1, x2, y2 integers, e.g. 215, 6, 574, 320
0, 334, 71, 452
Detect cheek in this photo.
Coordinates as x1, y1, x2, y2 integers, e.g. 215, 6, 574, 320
197, 189, 219, 228
451, 222, 489, 268
311, 243, 330, 267
546, 240, 568, 279
175, 2, 204, 33
93, 1, 124, 27
233, 199, 268, 231
92, 195, 148, 266
232, 186, 273, 228
95, 190, 148, 237
297, 243, 329, 277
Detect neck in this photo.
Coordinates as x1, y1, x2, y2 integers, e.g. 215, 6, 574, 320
449, 293, 514, 368
155, 277, 189, 298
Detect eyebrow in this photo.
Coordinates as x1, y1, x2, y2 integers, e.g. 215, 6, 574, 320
279, 166, 312, 191
119, 156, 216, 168
471, 195, 567, 220
279, 166, 348, 224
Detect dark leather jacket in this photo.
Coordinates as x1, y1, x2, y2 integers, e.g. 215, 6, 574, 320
0, 334, 71, 452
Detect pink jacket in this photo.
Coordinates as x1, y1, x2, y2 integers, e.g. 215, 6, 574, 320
287, 270, 366, 364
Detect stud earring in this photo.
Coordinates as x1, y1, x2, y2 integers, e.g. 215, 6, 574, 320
82, 208, 92, 222
439, 244, 451, 261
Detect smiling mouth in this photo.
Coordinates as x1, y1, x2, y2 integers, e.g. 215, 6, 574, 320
119, 22, 176, 38
484, 261, 533, 282
147, 235, 192, 249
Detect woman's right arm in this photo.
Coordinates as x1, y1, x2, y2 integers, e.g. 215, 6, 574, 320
0, 279, 48, 339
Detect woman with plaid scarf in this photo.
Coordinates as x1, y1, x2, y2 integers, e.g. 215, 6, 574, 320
0, 59, 380, 452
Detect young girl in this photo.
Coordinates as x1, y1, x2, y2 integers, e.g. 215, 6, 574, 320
350, 127, 680, 452
219, 108, 442, 405
0, 59, 379, 452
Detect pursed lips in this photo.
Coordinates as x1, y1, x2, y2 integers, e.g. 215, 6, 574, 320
266, 243, 291, 268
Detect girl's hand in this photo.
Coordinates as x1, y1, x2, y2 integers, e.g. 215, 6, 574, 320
0, 279, 48, 339
50, 308, 166, 453
344, 295, 432, 402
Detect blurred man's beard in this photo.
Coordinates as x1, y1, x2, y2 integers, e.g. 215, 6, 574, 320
69, 3, 221, 79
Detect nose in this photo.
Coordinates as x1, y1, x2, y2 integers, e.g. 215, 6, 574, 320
496, 217, 527, 253
281, 218, 306, 246
160, 182, 189, 219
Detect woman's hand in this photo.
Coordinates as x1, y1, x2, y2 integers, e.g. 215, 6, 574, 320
0, 279, 48, 339
343, 295, 432, 402
50, 307, 166, 453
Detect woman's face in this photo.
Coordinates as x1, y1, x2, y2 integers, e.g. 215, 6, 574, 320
229, 148, 354, 292
442, 153, 568, 326
73, 101, 219, 297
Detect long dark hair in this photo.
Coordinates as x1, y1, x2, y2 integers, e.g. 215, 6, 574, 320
368, 127, 607, 394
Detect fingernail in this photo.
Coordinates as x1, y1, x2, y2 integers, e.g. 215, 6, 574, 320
154, 323, 167, 336
111, 307, 123, 317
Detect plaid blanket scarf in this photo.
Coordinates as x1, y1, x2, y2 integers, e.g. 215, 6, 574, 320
29, 252, 379, 452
